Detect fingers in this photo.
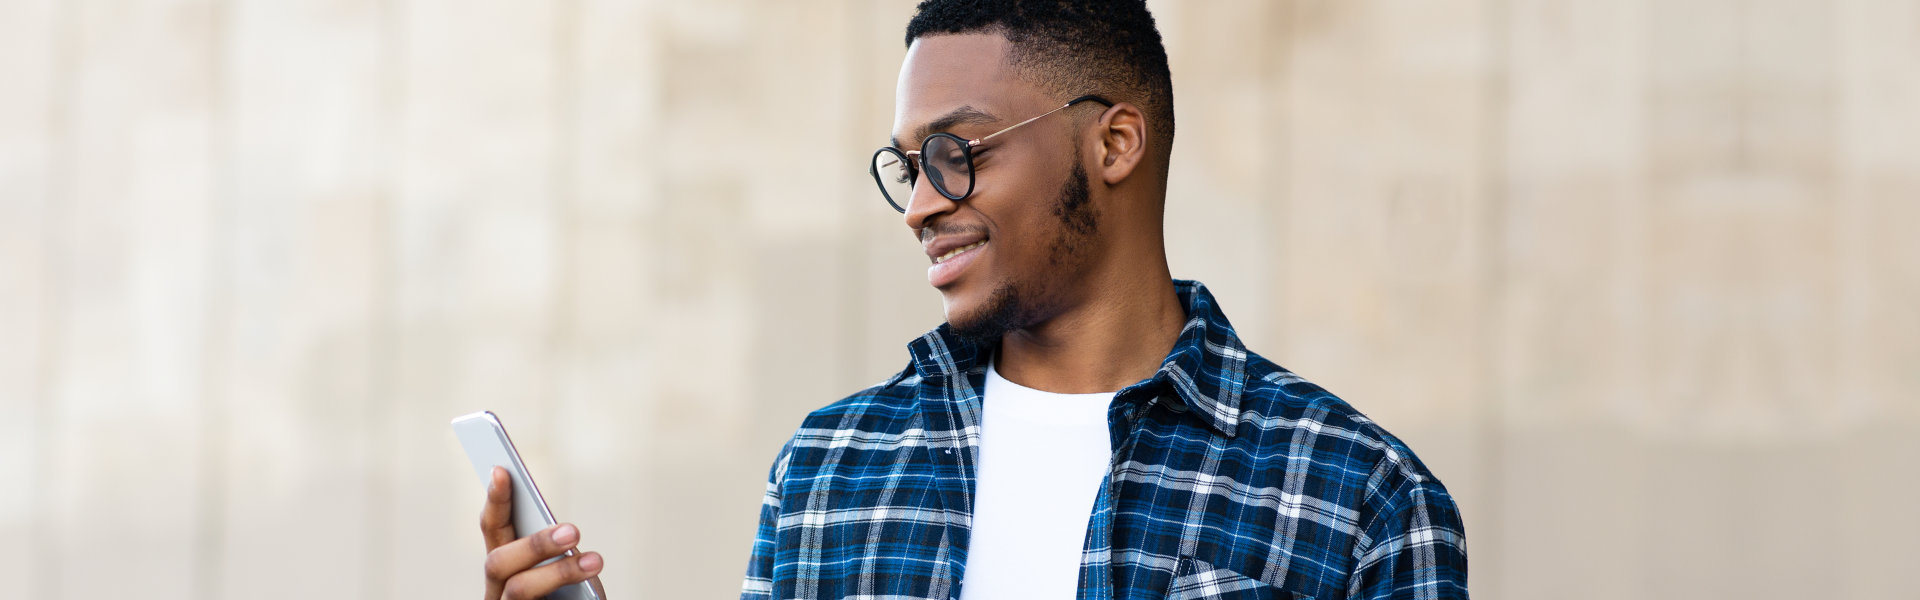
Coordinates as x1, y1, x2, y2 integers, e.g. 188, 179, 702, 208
477, 470, 603, 600
499, 551, 604, 600
479, 466, 515, 550
484, 523, 581, 585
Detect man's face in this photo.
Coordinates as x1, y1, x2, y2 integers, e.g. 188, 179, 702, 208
891, 33, 1102, 341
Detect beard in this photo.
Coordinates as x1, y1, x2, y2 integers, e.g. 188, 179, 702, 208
949, 161, 1097, 345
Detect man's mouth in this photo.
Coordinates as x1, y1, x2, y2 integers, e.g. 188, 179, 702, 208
934, 240, 987, 264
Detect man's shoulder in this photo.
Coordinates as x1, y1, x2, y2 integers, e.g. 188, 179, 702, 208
774, 367, 939, 466
796, 368, 925, 431
1234, 352, 1445, 487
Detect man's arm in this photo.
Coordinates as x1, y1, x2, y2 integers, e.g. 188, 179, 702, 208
1346, 457, 1470, 600
740, 439, 795, 600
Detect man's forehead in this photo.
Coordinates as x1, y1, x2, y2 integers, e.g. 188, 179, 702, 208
890, 34, 1040, 143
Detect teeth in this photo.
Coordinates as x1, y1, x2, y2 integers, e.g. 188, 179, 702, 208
935, 241, 986, 264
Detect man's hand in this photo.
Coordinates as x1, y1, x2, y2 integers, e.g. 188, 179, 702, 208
480, 466, 606, 599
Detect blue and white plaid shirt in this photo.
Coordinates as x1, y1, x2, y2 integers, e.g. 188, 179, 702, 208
742, 280, 1468, 599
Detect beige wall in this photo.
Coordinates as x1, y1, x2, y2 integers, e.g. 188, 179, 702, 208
1, 0, 1914, 598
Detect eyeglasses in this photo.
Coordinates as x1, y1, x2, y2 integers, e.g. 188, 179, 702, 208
870, 94, 1112, 213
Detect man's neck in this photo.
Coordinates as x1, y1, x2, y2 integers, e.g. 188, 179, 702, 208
992, 266, 1185, 395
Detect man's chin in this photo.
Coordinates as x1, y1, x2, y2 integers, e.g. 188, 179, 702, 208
943, 282, 1021, 345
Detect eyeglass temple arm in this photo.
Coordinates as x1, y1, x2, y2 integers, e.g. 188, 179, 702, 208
971, 94, 1114, 146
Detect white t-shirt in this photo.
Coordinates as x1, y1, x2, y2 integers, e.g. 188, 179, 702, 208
957, 361, 1117, 599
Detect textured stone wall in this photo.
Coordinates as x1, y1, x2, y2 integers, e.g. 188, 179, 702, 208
0, 1, 1914, 598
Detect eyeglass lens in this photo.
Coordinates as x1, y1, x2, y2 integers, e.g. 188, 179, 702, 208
872, 149, 915, 213
871, 134, 975, 213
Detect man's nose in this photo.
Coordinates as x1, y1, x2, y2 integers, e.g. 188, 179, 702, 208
902, 171, 958, 231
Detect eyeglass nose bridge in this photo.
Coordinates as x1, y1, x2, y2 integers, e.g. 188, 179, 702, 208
901, 149, 943, 205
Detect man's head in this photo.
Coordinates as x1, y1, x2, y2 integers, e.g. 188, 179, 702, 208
890, 0, 1175, 343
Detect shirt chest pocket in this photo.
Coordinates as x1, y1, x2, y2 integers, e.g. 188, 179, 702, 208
1166, 557, 1313, 600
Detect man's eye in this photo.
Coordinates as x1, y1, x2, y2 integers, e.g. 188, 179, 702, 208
940, 150, 968, 169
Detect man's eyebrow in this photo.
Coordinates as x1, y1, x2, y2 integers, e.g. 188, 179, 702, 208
891, 105, 1001, 149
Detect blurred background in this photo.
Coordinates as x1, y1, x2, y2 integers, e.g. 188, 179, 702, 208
2, 0, 1915, 598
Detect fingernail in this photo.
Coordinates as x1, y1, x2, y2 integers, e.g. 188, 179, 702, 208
553, 524, 578, 545
580, 552, 603, 572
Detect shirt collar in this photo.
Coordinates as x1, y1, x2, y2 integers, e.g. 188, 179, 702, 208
905, 279, 1248, 438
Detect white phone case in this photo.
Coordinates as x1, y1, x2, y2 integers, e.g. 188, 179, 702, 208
452, 411, 606, 600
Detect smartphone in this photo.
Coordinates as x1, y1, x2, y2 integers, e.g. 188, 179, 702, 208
452, 410, 606, 600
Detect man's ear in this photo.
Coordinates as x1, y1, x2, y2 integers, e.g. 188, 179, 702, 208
1093, 102, 1147, 187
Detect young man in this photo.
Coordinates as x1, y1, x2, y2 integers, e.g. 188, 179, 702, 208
477, 2, 1467, 599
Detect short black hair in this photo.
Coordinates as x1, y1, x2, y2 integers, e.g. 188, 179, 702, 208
906, 0, 1175, 171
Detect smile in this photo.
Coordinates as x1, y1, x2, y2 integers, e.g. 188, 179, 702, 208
934, 240, 987, 264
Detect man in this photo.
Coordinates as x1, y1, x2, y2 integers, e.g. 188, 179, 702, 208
477, 1, 1467, 599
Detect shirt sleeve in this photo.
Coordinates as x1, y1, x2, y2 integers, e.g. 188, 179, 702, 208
740, 438, 794, 600
1345, 454, 1470, 600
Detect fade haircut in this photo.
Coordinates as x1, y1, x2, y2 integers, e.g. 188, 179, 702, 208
906, 0, 1176, 178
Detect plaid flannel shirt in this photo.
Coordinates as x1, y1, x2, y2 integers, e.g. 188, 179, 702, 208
742, 280, 1468, 599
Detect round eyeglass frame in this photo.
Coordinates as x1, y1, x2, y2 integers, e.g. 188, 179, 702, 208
870, 133, 972, 213
870, 94, 1112, 214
